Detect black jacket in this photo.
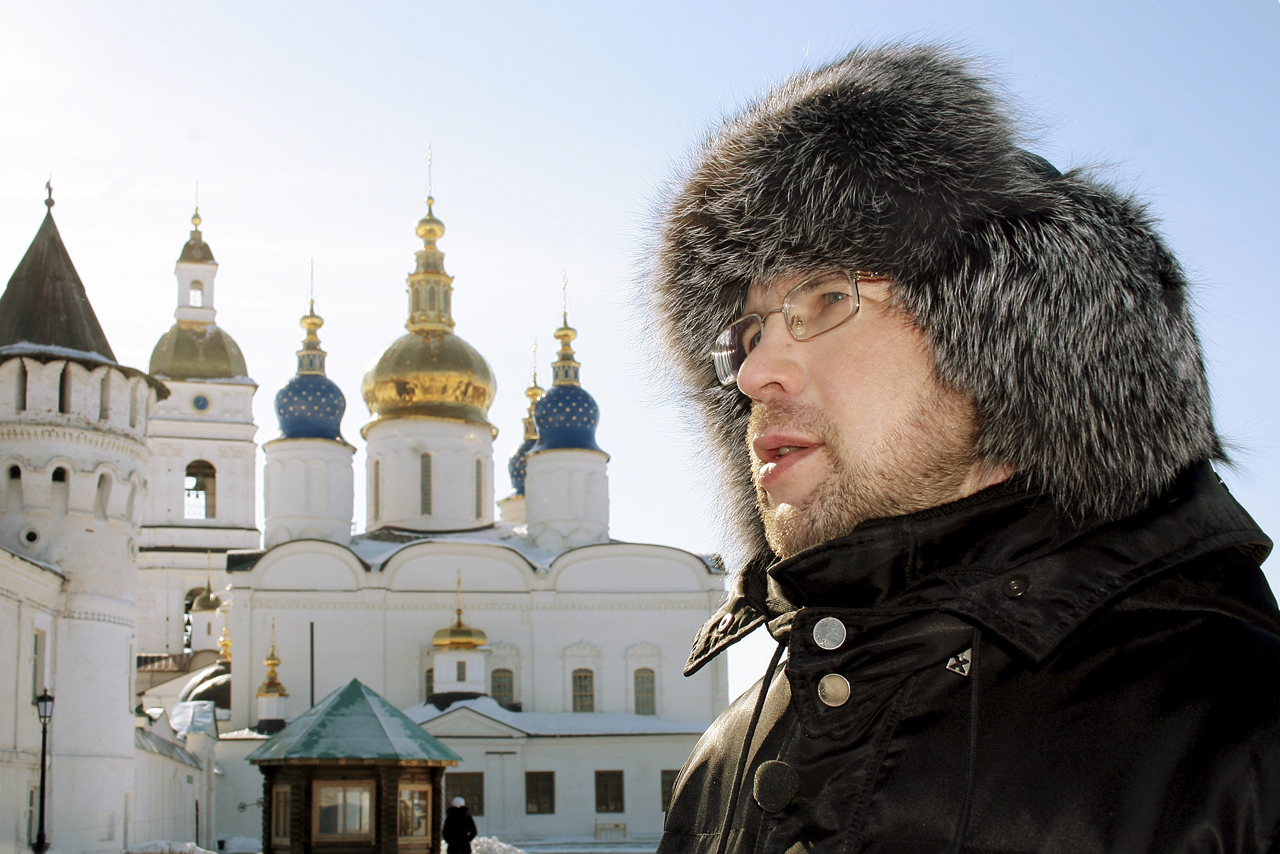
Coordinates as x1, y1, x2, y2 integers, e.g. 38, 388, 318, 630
659, 465, 1280, 854
442, 806, 477, 852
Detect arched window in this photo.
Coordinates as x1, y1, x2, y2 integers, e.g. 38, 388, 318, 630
634, 668, 656, 716
572, 668, 594, 713
184, 460, 216, 519
491, 668, 514, 709
189, 280, 204, 308
420, 453, 432, 515
51, 467, 66, 482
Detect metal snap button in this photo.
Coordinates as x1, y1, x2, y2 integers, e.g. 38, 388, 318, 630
812, 616, 846, 650
1003, 575, 1029, 598
717, 613, 734, 633
817, 673, 851, 707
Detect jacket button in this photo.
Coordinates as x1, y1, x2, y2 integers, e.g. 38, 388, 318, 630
753, 760, 799, 813
817, 673, 851, 707
812, 616, 846, 650
1003, 575, 1029, 598
717, 613, 734, 633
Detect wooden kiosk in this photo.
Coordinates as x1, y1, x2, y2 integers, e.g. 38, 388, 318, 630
249, 679, 460, 854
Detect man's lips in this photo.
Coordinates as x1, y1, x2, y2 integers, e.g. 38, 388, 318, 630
752, 433, 822, 489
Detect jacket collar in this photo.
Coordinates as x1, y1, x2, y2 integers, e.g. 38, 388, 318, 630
684, 464, 1273, 674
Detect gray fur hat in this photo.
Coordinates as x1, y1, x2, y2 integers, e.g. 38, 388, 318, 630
649, 44, 1222, 566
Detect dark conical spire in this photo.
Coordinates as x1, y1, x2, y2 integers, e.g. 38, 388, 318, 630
0, 196, 116, 361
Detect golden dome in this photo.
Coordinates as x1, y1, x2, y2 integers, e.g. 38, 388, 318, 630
361, 196, 497, 436
190, 577, 223, 612
432, 609, 488, 650
361, 331, 495, 432
150, 322, 248, 380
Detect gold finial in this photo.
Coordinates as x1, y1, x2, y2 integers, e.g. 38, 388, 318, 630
192, 207, 202, 230
522, 338, 544, 441
44, 179, 54, 210
217, 625, 232, 661
551, 279, 581, 387
256, 620, 289, 697
455, 570, 464, 628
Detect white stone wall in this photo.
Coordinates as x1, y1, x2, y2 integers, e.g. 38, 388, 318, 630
224, 540, 725, 731
364, 418, 494, 532
262, 437, 354, 547
524, 448, 609, 551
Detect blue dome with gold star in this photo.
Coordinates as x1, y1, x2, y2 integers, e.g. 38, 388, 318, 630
276, 373, 345, 440
529, 316, 604, 454
275, 302, 345, 440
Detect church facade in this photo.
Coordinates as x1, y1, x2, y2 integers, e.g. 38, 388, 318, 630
0, 191, 727, 852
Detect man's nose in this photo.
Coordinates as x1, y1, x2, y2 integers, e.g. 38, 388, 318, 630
735, 319, 804, 401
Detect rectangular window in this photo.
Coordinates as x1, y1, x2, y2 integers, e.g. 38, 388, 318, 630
595, 771, 624, 813
32, 629, 46, 701
456, 660, 466, 682
398, 784, 433, 840
271, 785, 291, 844
420, 454, 432, 515
314, 782, 373, 838
491, 669, 514, 708
634, 668, 655, 716
661, 770, 680, 812
445, 772, 484, 816
572, 668, 595, 712
373, 460, 381, 521
425, 668, 434, 699
474, 459, 482, 519
525, 771, 554, 814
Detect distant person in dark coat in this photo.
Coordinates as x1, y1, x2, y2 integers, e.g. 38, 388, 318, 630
442, 796, 477, 854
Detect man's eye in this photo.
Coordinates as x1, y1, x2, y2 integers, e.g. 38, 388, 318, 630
822, 291, 848, 307
748, 330, 762, 350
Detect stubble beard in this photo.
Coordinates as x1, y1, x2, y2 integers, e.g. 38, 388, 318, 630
750, 387, 981, 560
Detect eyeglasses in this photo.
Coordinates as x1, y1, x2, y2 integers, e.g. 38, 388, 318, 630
711, 270, 879, 385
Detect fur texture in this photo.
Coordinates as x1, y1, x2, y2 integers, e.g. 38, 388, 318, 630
648, 44, 1222, 567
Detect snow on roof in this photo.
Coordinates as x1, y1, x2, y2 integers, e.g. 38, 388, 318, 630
247, 678, 461, 763
135, 728, 203, 769
404, 695, 710, 737
0, 542, 64, 576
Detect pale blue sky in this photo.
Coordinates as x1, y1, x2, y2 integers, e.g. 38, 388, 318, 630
2, 1, 1276, 698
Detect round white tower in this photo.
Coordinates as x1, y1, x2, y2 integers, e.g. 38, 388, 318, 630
524, 313, 610, 551
263, 302, 355, 547
360, 197, 497, 532
0, 192, 168, 854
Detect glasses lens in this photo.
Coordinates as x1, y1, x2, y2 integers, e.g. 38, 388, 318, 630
784, 271, 857, 340
711, 316, 761, 385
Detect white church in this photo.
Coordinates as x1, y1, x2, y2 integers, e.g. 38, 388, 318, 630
0, 189, 728, 853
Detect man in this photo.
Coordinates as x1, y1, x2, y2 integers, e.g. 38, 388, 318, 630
650, 45, 1280, 853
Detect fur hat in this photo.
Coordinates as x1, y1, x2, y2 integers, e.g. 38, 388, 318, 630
648, 44, 1222, 567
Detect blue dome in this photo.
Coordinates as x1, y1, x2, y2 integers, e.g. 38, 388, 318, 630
507, 435, 536, 496
530, 384, 603, 453
275, 373, 346, 440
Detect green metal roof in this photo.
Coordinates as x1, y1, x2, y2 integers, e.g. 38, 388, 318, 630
247, 679, 461, 765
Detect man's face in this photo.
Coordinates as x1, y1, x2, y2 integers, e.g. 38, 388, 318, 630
737, 272, 984, 559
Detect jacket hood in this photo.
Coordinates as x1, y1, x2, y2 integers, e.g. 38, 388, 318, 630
648, 44, 1223, 568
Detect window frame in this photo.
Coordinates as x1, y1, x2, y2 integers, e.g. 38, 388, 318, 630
445, 772, 485, 816
661, 770, 680, 813
491, 668, 515, 709
572, 668, 595, 713
633, 668, 656, 716
270, 784, 291, 845
312, 780, 374, 840
397, 782, 434, 842
525, 771, 555, 815
594, 770, 624, 814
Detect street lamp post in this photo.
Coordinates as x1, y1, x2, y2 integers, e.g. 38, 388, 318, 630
32, 689, 53, 854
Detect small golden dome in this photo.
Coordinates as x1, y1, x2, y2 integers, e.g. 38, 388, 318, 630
416, 196, 445, 241
150, 322, 248, 380
432, 609, 488, 649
